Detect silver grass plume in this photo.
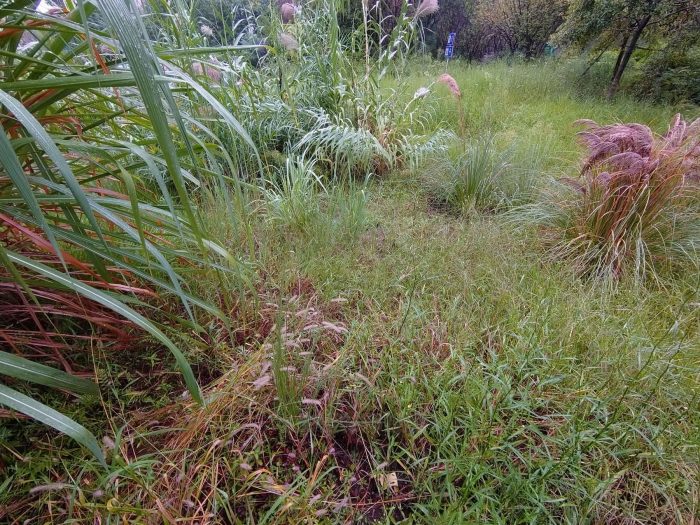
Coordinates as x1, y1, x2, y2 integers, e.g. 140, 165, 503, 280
279, 32, 299, 51
414, 0, 439, 18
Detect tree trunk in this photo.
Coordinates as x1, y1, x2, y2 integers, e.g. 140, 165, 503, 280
609, 34, 629, 81
607, 15, 651, 100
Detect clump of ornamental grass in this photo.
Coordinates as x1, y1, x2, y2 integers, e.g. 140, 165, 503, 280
297, 108, 394, 177
263, 156, 325, 232
526, 114, 700, 280
421, 136, 511, 214
0, 216, 145, 355
0, 0, 254, 453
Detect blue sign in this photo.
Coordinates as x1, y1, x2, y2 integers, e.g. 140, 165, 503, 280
445, 32, 456, 59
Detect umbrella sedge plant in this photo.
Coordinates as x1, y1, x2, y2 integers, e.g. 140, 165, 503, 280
0, 0, 258, 464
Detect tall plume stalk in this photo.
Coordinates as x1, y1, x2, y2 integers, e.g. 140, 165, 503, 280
362, 0, 370, 77
438, 73, 465, 135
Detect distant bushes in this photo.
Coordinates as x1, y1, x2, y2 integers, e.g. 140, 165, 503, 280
638, 45, 700, 105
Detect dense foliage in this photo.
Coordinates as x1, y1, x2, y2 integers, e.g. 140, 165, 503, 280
1, 0, 698, 522
0, 0, 448, 456
556, 0, 700, 99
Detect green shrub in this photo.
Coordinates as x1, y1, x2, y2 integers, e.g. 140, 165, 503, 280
638, 45, 700, 105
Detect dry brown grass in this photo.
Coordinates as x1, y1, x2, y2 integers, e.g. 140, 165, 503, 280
92, 282, 408, 522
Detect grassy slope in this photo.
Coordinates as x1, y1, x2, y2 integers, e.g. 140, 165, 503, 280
394, 58, 697, 167
2, 60, 698, 524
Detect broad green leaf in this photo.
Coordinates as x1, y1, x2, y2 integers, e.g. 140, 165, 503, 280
156, 45, 265, 59
92, 0, 205, 259
0, 124, 61, 260
0, 73, 137, 92
0, 383, 107, 468
0, 351, 98, 395
159, 69, 259, 155
6, 251, 204, 405
0, 89, 105, 245
0, 0, 35, 17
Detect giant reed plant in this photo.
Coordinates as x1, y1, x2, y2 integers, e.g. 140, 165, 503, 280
257, 0, 447, 177
0, 0, 257, 462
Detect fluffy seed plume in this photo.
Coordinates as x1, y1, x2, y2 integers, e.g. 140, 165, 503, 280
279, 32, 299, 51
200, 24, 214, 37
280, 3, 295, 23
192, 62, 222, 84
576, 113, 700, 185
437, 73, 461, 98
414, 86, 430, 99
546, 113, 700, 278
414, 0, 439, 18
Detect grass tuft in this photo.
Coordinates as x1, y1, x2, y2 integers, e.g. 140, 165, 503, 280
520, 114, 700, 280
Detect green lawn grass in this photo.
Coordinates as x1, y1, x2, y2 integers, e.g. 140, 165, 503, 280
2, 59, 698, 524
393, 57, 697, 169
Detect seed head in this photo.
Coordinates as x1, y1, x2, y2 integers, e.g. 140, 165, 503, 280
414, 87, 430, 99
280, 3, 295, 23
279, 32, 299, 51
437, 73, 461, 98
415, 0, 439, 19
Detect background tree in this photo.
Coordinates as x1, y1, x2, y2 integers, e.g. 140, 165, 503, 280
556, 0, 700, 98
475, 0, 567, 58
421, 0, 484, 61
